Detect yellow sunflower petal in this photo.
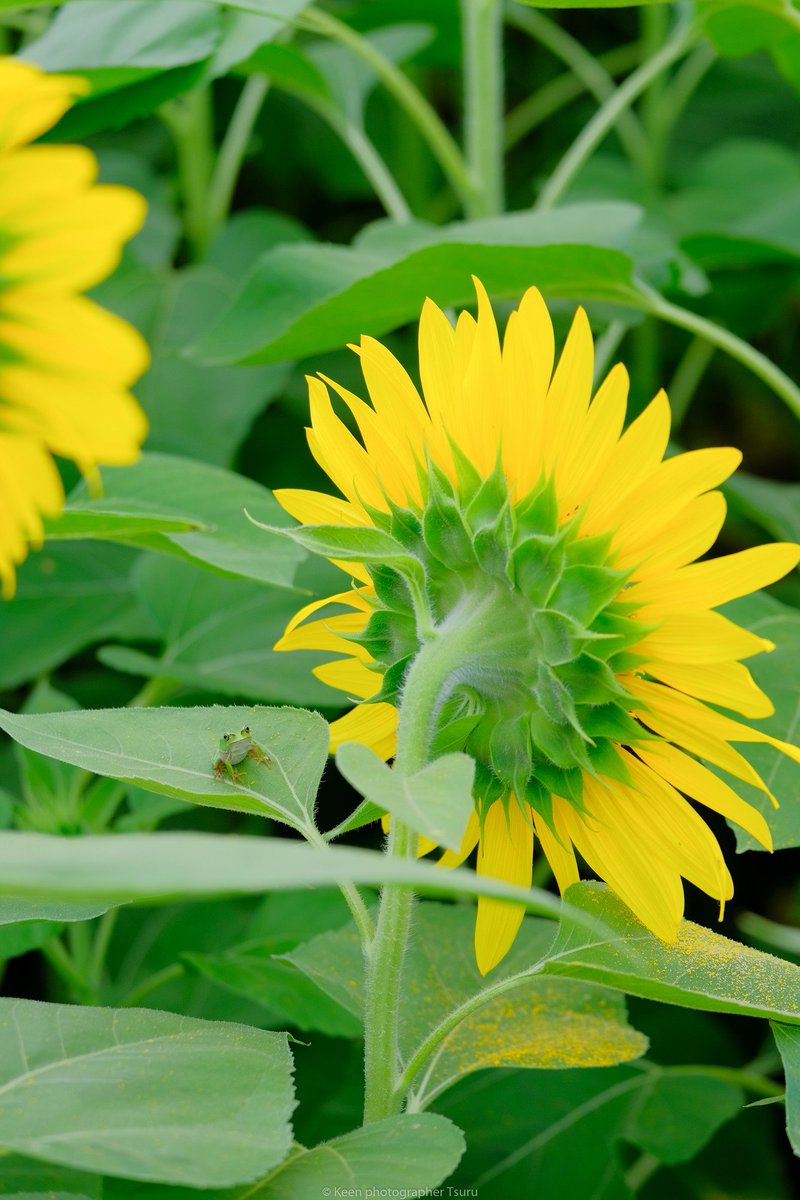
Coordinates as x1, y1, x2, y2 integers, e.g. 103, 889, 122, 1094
275, 611, 371, 659
629, 490, 727, 581
438, 808, 481, 869
306, 376, 385, 513
282, 587, 371, 637
627, 677, 779, 803
557, 362, 628, 518
618, 751, 733, 906
328, 702, 398, 761
356, 334, 431, 474
313, 657, 381, 700
636, 742, 773, 851
611, 448, 740, 567
499, 285, 554, 499
321, 373, 419, 506
474, 800, 533, 975
460, 277, 503, 476
0, 60, 87, 149
580, 389, 671, 534
272, 488, 367, 529
630, 543, 800, 613
564, 776, 684, 941
636, 609, 775, 665
418, 297, 459, 473
645, 660, 775, 719
543, 305, 593, 476
532, 803, 580, 895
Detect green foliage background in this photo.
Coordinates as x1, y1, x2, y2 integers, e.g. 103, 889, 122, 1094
1, 0, 800, 1196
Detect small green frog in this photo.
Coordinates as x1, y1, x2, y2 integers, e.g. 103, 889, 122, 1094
213, 726, 272, 782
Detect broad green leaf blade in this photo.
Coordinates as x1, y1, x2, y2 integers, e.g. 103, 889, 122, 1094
437, 1063, 742, 1199
0, 921, 60, 962
190, 205, 645, 365
726, 472, 800, 541
23, 0, 220, 69
546, 882, 800, 1023
66, 454, 304, 588
771, 1022, 800, 1155
0, 831, 565, 919
0, 705, 329, 832
228, 1114, 465, 1198
0, 899, 110, 926
287, 902, 647, 1105
0, 999, 295, 1186
0, 1154, 100, 1200
183, 951, 362, 1037
273, 522, 423, 578
721, 592, 800, 851
336, 744, 475, 851
0, 543, 153, 690
105, 1113, 465, 1200
42, 505, 200, 542
99, 556, 341, 708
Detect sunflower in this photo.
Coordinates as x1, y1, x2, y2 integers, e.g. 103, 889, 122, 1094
275, 279, 800, 974
0, 57, 149, 596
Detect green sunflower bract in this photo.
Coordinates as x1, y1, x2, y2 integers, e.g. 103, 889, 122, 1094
274, 279, 800, 974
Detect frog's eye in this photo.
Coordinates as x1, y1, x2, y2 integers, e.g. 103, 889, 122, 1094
242, 725, 250, 735
223, 733, 233, 742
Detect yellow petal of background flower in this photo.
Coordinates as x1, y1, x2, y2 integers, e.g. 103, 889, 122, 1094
329, 703, 398, 761
474, 800, 533, 975
0, 60, 87, 149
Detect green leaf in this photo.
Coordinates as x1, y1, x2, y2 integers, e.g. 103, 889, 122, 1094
335, 744, 475, 852
771, 1022, 800, 1155
0, 543, 154, 690
0, 920, 60, 962
720, 592, 800, 851
23, 0, 220, 70
0, 831, 565, 919
228, 1113, 465, 1198
0, 899, 110, 926
287, 904, 647, 1105
66, 454, 304, 588
190, 204, 645, 365
437, 1063, 743, 1199
97, 258, 295, 468
545, 882, 800, 1023
0, 999, 295, 1186
0, 705, 329, 833
0, 1154, 100, 1200
105, 1112, 465, 1200
42, 504, 199, 544
274, 522, 423, 577
98, 556, 343, 708
726, 470, 800, 541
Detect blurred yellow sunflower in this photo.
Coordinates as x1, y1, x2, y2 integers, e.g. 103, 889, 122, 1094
0, 57, 148, 596
275, 279, 800, 974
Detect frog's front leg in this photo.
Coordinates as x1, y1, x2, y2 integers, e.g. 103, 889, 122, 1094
247, 744, 272, 768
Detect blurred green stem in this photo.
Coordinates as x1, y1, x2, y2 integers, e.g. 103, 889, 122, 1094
667, 335, 716, 427
208, 73, 270, 237
461, 0, 505, 215
536, 20, 695, 210
639, 5, 670, 186
88, 908, 119, 994
122, 962, 184, 1008
303, 823, 375, 943
641, 284, 800, 422
161, 88, 215, 260
508, 7, 649, 175
303, 6, 480, 215
505, 43, 640, 151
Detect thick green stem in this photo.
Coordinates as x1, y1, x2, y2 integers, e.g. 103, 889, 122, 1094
461, 0, 505, 216
639, 5, 670, 186
362, 598, 495, 1123
536, 21, 694, 211
207, 73, 270, 237
303, 7, 479, 215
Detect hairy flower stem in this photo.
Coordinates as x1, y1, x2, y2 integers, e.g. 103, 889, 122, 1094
362, 602, 492, 1123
